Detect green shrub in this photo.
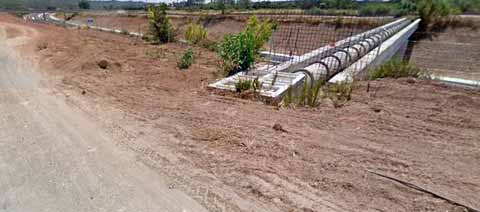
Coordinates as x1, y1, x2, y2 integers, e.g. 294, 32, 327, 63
218, 15, 276, 76
414, 0, 478, 31
359, 4, 393, 16
218, 31, 256, 75
178, 48, 195, 69
78, 0, 90, 9
147, 4, 175, 44
391, 8, 409, 17
416, 0, 462, 32
245, 16, 277, 51
185, 23, 208, 44
369, 58, 426, 80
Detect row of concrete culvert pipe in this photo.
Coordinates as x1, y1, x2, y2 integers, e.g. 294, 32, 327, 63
288, 17, 412, 83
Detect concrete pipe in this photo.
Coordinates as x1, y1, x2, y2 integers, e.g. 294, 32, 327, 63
299, 18, 412, 82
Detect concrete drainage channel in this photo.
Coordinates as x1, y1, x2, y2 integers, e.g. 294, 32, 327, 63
209, 17, 422, 101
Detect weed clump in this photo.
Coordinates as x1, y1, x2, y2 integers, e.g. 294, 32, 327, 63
297, 80, 324, 107
145, 48, 166, 59
369, 58, 427, 80
326, 80, 354, 107
283, 77, 354, 108
146, 4, 175, 44
185, 23, 208, 44
235, 79, 252, 93
178, 48, 195, 69
234, 77, 262, 93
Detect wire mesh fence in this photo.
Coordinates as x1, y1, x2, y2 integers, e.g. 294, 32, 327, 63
266, 14, 390, 56
256, 11, 406, 83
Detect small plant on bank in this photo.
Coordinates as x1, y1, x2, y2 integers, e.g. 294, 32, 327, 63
36, 42, 48, 51
283, 78, 326, 108
235, 79, 252, 93
218, 15, 277, 76
369, 58, 427, 80
252, 77, 263, 93
146, 4, 175, 44
63, 12, 78, 21
326, 80, 354, 107
333, 16, 344, 29
145, 48, 166, 59
178, 48, 195, 69
298, 79, 325, 107
185, 23, 208, 44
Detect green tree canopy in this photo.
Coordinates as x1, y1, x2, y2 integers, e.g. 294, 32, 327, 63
78, 0, 90, 9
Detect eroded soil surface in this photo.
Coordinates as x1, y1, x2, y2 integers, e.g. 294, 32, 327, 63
2, 14, 479, 212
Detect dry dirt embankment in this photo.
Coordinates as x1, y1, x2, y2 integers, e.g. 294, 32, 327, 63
0, 15, 208, 212
3, 14, 480, 212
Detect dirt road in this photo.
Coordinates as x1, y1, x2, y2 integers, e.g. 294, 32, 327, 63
0, 23, 207, 212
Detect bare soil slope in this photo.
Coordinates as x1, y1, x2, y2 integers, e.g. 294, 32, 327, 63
68, 12, 384, 55
2, 14, 479, 212
409, 17, 480, 81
